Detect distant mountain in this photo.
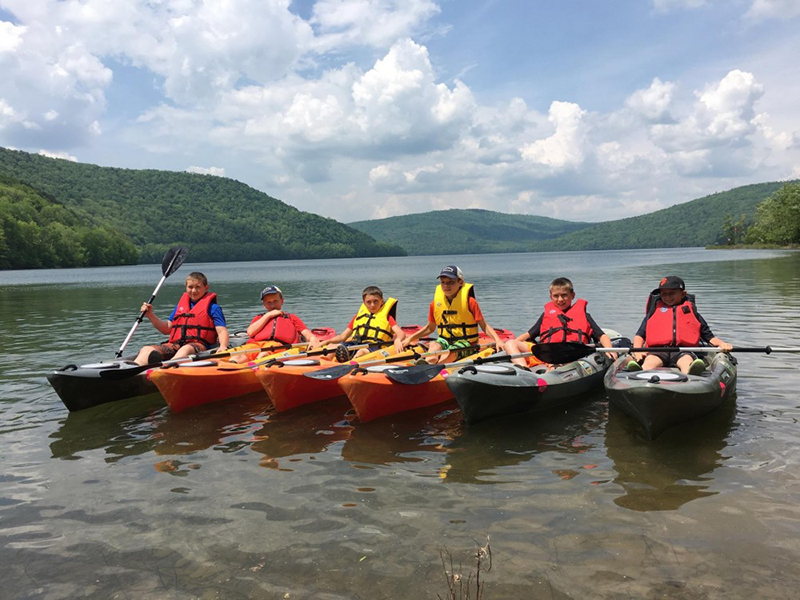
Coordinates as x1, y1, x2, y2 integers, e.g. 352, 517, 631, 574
0, 146, 404, 264
349, 209, 590, 255
528, 181, 792, 251
349, 182, 792, 255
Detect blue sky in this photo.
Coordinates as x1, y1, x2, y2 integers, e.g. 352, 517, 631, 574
1, 0, 798, 223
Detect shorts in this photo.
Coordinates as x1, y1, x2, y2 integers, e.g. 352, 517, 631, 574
434, 337, 474, 360
647, 351, 696, 368
150, 341, 207, 361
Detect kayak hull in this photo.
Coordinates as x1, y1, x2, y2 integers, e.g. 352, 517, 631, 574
256, 359, 344, 412
47, 361, 159, 412
446, 352, 611, 425
604, 352, 738, 439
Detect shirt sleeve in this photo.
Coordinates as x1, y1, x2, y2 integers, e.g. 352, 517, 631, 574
586, 313, 605, 342
467, 297, 484, 322
695, 310, 715, 342
347, 314, 356, 330
289, 313, 307, 333
209, 303, 226, 327
634, 316, 648, 339
387, 315, 397, 327
427, 301, 436, 323
527, 314, 544, 340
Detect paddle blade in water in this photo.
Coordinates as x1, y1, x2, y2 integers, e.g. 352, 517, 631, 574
162, 246, 188, 277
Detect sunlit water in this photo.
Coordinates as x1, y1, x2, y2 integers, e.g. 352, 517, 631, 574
2, 248, 800, 598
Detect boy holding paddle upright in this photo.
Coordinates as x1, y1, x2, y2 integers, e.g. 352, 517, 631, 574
403, 265, 505, 364
628, 275, 732, 375
505, 277, 616, 368
134, 272, 228, 366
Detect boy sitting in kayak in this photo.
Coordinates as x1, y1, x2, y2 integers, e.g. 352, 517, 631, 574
230, 285, 325, 362
504, 277, 617, 368
403, 265, 505, 364
134, 272, 229, 366
628, 275, 732, 375
323, 285, 407, 362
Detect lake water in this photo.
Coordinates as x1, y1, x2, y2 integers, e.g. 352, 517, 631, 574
2, 248, 800, 599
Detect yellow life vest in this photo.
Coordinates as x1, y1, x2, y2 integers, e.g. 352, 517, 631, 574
433, 283, 479, 344
352, 297, 398, 343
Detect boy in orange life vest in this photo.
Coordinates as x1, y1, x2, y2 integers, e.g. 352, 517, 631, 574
403, 265, 505, 365
504, 277, 617, 367
323, 285, 407, 362
230, 285, 324, 363
629, 275, 732, 375
134, 272, 229, 366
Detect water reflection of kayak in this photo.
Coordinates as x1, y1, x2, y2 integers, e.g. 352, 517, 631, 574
604, 352, 738, 439
605, 396, 736, 512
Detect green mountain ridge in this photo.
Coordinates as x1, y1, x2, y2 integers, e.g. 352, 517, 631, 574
349, 182, 793, 255
0, 146, 404, 266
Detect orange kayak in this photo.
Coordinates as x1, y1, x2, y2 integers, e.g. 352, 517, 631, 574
339, 346, 498, 423
256, 327, 424, 412
149, 329, 336, 413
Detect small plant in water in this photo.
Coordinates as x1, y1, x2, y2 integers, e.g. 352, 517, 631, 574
438, 536, 491, 600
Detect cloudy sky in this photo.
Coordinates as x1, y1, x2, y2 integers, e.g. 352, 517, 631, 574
1, 0, 798, 223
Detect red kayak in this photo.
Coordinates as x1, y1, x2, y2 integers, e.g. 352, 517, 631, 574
149, 328, 336, 413
339, 329, 514, 423
256, 325, 423, 412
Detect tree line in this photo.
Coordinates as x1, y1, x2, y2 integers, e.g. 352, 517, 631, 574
716, 182, 800, 246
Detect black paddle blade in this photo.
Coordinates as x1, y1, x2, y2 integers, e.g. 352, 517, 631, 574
99, 363, 154, 380
162, 246, 188, 277
303, 364, 357, 380
383, 363, 443, 385
529, 342, 596, 364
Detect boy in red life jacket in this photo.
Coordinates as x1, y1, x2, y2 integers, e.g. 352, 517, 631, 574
230, 285, 324, 363
504, 277, 617, 368
323, 285, 407, 362
134, 272, 229, 366
402, 265, 505, 365
628, 275, 732, 375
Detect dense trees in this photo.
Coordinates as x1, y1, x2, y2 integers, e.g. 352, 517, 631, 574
0, 147, 404, 268
745, 183, 800, 245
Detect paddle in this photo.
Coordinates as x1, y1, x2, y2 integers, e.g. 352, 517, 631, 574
219, 342, 373, 371
302, 344, 463, 381
530, 342, 800, 365
385, 352, 534, 385
114, 247, 189, 359
99, 340, 310, 379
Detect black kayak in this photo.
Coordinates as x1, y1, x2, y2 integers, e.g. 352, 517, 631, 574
47, 360, 160, 412
604, 352, 737, 439
445, 350, 612, 425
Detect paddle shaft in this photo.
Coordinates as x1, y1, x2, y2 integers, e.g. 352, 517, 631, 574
114, 248, 187, 358
601, 346, 799, 354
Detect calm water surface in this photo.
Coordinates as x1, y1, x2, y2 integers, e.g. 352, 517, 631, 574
2, 248, 800, 599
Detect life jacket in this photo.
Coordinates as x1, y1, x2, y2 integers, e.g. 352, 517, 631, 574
249, 313, 301, 345
351, 298, 398, 344
433, 283, 480, 345
644, 293, 701, 347
539, 299, 593, 343
168, 292, 218, 347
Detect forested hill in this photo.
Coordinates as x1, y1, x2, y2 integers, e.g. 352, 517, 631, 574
348, 209, 590, 255
349, 181, 791, 255
527, 181, 792, 251
0, 147, 404, 265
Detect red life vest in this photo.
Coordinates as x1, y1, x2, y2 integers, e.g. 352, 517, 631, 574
248, 313, 301, 345
168, 292, 218, 347
644, 298, 701, 347
539, 299, 593, 343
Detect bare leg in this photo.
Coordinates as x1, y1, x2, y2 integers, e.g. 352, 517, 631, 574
641, 354, 665, 370
676, 354, 694, 374
504, 339, 528, 366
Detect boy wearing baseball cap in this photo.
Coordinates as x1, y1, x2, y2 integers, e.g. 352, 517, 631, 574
230, 285, 324, 362
628, 276, 732, 375
403, 265, 505, 364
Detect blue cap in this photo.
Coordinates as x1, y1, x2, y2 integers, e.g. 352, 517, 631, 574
260, 285, 283, 299
438, 265, 463, 280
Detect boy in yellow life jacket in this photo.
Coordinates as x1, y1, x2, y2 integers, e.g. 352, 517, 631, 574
403, 265, 505, 364
324, 285, 408, 362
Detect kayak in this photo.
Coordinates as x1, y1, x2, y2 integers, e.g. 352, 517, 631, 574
445, 331, 628, 425
445, 351, 613, 426
149, 328, 336, 413
604, 351, 738, 439
256, 325, 424, 412
339, 329, 515, 423
47, 359, 160, 412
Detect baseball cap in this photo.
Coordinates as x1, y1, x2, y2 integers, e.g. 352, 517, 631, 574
438, 265, 463, 280
260, 285, 283, 299
652, 276, 685, 294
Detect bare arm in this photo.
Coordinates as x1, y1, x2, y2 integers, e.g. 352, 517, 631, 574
142, 303, 171, 335
245, 310, 283, 338
216, 326, 229, 351
404, 321, 436, 347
